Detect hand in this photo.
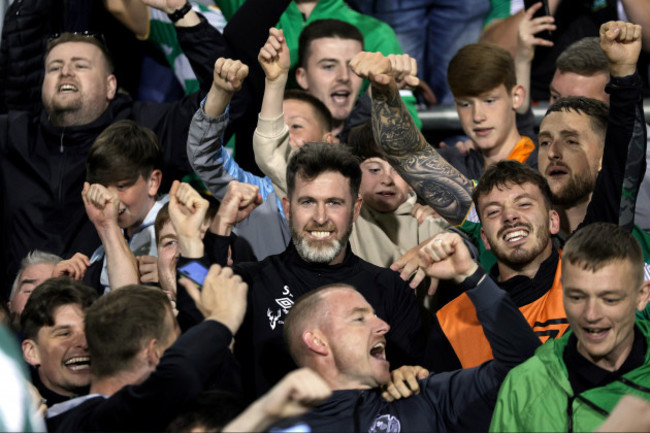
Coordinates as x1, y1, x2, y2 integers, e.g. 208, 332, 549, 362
212, 181, 263, 235
411, 203, 440, 224
82, 182, 120, 230
419, 232, 478, 283
212, 57, 250, 94
222, 367, 331, 432
350, 51, 393, 87
179, 264, 248, 334
381, 365, 429, 402
52, 253, 90, 280
169, 180, 210, 240
516, 2, 555, 63
600, 21, 642, 77
386, 54, 420, 89
390, 242, 428, 289
137, 255, 159, 284
258, 28, 290, 82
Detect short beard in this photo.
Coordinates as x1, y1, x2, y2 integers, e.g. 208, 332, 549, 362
551, 173, 595, 207
491, 223, 551, 269
289, 214, 354, 264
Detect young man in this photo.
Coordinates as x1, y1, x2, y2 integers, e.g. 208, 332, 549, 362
295, 18, 421, 140
20, 277, 98, 407
438, 42, 534, 179
490, 222, 650, 432
273, 231, 539, 431
83, 120, 166, 293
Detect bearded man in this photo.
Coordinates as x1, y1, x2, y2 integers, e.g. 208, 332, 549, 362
209, 142, 427, 401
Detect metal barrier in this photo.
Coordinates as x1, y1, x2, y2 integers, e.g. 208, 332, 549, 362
417, 99, 650, 131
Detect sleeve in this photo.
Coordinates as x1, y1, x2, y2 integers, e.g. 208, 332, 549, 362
253, 112, 292, 199
421, 275, 540, 432
187, 105, 279, 202
579, 73, 645, 231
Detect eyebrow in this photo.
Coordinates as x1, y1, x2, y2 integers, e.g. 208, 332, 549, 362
482, 193, 537, 209
350, 306, 374, 315
47, 56, 91, 66
19, 279, 38, 288
159, 234, 177, 242
316, 58, 341, 65
539, 128, 580, 139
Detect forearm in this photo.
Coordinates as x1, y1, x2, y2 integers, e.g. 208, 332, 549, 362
467, 276, 540, 367
260, 76, 288, 119
204, 86, 234, 118
620, 0, 650, 49
370, 82, 474, 225
96, 226, 139, 290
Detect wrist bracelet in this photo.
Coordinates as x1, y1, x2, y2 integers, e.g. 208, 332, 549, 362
457, 266, 486, 291
168, 2, 192, 23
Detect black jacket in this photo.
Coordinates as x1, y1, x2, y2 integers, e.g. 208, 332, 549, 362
0, 18, 221, 296
46, 320, 233, 432
218, 239, 427, 400
274, 276, 540, 432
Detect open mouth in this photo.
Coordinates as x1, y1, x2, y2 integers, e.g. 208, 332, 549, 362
503, 229, 529, 243
473, 128, 493, 137
64, 356, 90, 372
58, 84, 78, 93
370, 341, 386, 360
546, 165, 569, 178
377, 191, 395, 198
309, 230, 332, 239
331, 90, 350, 105
118, 208, 126, 216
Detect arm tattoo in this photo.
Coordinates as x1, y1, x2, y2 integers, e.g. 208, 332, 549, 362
371, 84, 474, 225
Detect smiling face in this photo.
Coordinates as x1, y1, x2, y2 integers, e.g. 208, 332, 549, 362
478, 181, 559, 274
318, 288, 391, 389
296, 37, 363, 129
283, 171, 362, 265
283, 99, 329, 150
563, 260, 650, 371
360, 157, 412, 213
23, 304, 90, 396
42, 41, 116, 127
538, 110, 603, 207
454, 84, 522, 157
550, 70, 609, 105
107, 171, 161, 237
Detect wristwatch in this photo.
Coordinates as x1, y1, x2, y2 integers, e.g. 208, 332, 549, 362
167, 2, 192, 23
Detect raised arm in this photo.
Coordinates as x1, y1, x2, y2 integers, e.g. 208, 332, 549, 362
82, 183, 139, 290
350, 52, 474, 226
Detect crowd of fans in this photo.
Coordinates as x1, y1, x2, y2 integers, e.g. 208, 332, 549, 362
1, 0, 650, 431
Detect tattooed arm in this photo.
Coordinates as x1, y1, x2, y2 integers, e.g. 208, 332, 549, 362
350, 52, 474, 226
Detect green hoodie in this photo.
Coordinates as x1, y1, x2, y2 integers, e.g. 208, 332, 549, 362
490, 320, 650, 432
215, 0, 422, 129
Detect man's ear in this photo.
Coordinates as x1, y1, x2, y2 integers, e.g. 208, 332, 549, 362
352, 195, 362, 223
147, 169, 162, 197
511, 84, 525, 111
303, 330, 328, 356
636, 281, 650, 312
282, 196, 290, 217
144, 338, 162, 368
106, 74, 117, 101
296, 67, 309, 91
548, 209, 560, 235
323, 132, 338, 144
480, 227, 492, 251
22, 339, 41, 367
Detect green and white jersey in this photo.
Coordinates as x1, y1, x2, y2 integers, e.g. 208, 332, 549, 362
146, 2, 227, 94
